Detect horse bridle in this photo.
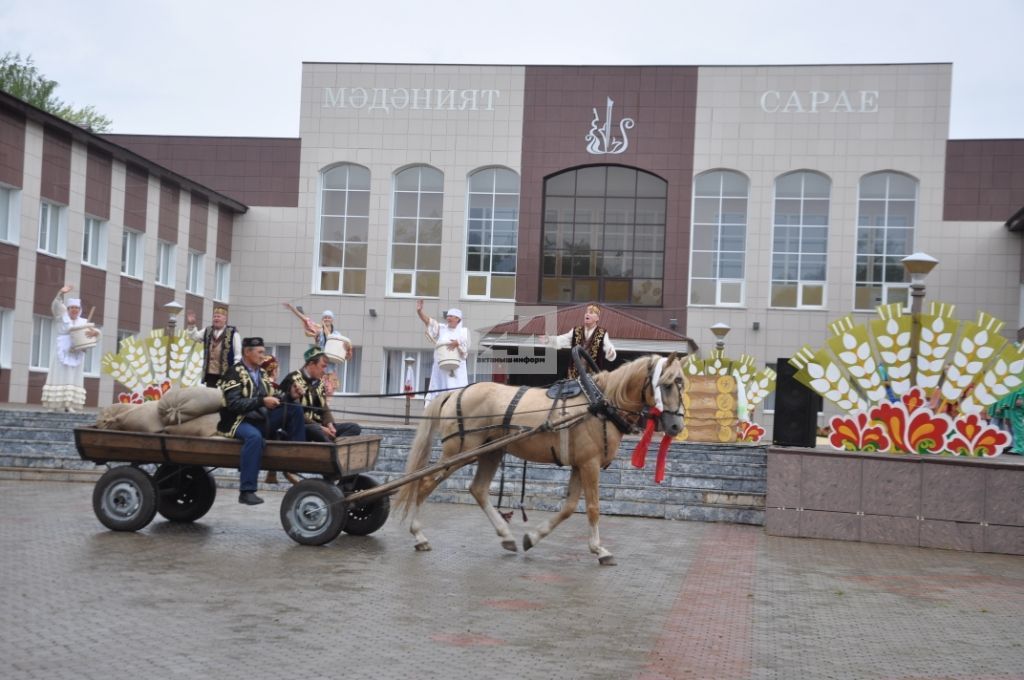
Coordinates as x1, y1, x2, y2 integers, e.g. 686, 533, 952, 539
642, 356, 685, 420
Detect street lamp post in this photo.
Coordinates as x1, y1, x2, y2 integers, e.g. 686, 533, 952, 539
710, 322, 731, 352
164, 301, 184, 336
901, 252, 939, 387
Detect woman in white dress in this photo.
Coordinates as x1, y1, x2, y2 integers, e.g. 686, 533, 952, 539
415, 300, 469, 403
42, 284, 99, 412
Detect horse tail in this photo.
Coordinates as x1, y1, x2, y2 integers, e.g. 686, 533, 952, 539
394, 394, 446, 517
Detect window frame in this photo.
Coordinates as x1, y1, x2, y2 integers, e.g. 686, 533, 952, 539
387, 165, 444, 298
82, 216, 108, 269
463, 167, 520, 301
689, 169, 748, 307
316, 163, 371, 296
769, 171, 830, 310
121, 229, 144, 279
0, 184, 20, 245
37, 200, 67, 257
853, 171, 918, 311
30, 314, 54, 370
186, 250, 205, 295
0, 307, 13, 369
214, 260, 230, 302
156, 240, 176, 288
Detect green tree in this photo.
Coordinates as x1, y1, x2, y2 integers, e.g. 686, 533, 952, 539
0, 52, 112, 132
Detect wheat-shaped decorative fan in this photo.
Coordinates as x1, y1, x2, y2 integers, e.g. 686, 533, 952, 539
679, 348, 777, 443
790, 301, 1023, 457
101, 330, 204, 403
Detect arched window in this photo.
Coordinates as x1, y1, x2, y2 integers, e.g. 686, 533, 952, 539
317, 164, 369, 294
541, 165, 665, 306
465, 168, 519, 300
389, 166, 443, 297
854, 171, 918, 310
771, 171, 830, 308
690, 170, 747, 306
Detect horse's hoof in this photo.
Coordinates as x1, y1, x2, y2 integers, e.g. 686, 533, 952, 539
523, 534, 535, 551
414, 541, 432, 552
501, 538, 518, 552
598, 555, 617, 566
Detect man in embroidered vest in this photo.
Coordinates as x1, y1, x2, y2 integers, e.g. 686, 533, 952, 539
279, 346, 362, 442
543, 304, 618, 379
185, 305, 242, 388
217, 337, 305, 505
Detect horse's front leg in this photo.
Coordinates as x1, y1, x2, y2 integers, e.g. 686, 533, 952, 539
578, 458, 615, 566
523, 467, 582, 552
468, 452, 518, 552
407, 459, 473, 552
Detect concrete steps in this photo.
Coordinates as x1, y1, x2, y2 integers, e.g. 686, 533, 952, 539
0, 409, 768, 525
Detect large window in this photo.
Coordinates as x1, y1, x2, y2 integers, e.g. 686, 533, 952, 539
334, 349, 361, 394
121, 229, 143, 278
771, 171, 830, 308
82, 217, 107, 268
156, 240, 176, 287
187, 250, 204, 295
38, 201, 67, 257
690, 170, 747, 306
389, 166, 443, 297
214, 260, 230, 302
0, 308, 12, 369
318, 164, 369, 295
465, 168, 519, 300
0, 185, 19, 243
541, 166, 666, 306
31, 315, 54, 369
855, 171, 917, 310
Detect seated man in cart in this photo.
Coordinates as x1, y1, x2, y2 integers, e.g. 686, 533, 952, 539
217, 337, 306, 505
279, 346, 361, 443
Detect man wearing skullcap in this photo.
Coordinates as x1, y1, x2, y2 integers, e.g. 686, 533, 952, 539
217, 337, 305, 505
279, 346, 362, 442
185, 304, 242, 388
415, 300, 470, 403
42, 284, 100, 412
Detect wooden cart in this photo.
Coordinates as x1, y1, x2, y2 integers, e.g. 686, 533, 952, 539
74, 427, 389, 546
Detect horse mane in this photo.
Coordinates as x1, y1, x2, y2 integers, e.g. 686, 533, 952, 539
595, 355, 654, 413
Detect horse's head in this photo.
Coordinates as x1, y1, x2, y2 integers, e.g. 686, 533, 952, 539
649, 353, 685, 437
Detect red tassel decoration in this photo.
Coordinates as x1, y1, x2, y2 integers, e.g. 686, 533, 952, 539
654, 433, 673, 484
631, 407, 660, 469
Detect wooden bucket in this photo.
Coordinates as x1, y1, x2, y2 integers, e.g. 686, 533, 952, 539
323, 336, 348, 363
70, 324, 98, 353
435, 343, 461, 376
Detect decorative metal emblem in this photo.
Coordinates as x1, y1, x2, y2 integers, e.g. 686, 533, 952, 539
585, 97, 634, 155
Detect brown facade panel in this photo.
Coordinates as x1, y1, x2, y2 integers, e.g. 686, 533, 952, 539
158, 180, 180, 243
0, 367, 9, 402
517, 66, 698, 331
188, 192, 208, 252
123, 164, 149, 231
79, 266, 106, 324
944, 139, 1024, 222
217, 206, 233, 261
26, 371, 45, 405
40, 126, 72, 205
84, 146, 113, 219
185, 293, 204, 328
102, 134, 299, 207
0, 105, 26, 188
33, 254, 66, 315
152, 285, 175, 331
118, 277, 142, 332
84, 377, 99, 407
0, 242, 18, 308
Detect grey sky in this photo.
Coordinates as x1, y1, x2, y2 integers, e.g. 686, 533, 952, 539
2, 0, 1021, 139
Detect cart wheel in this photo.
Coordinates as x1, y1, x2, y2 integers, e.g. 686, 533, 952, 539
154, 464, 217, 523
280, 479, 346, 546
342, 474, 390, 536
92, 466, 158, 532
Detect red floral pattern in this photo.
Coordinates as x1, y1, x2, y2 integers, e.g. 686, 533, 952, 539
828, 412, 891, 452
117, 379, 173, 405
737, 421, 765, 443
946, 414, 1011, 457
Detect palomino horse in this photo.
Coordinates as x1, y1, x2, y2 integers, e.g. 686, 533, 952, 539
394, 353, 685, 565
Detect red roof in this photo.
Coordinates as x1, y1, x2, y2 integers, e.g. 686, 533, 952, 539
487, 304, 696, 350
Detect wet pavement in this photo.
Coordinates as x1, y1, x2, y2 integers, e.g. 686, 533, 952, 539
2, 480, 1022, 680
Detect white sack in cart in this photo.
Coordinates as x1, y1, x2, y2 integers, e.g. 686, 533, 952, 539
158, 386, 223, 426
163, 412, 221, 437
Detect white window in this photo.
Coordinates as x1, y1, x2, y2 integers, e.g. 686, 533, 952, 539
38, 201, 67, 257
0, 308, 13, 368
334, 348, 361, 394
690, 170, 748, 306
121, 229, 143, 278
82, 332, 101, 377
854, 171, 918, 310
384, 349, 434, 395
82, 217, 107, 268
465, 168, 519, 300
771, 171, 830, 308
263, 343, 292, 380
0, 185, 20, 244
389, 166, 443, 297
31, 314, 54, 369
187, 251, 204, 295
214, 260, 230, 302
156, 241, 176, 287
317, 164, 369, 295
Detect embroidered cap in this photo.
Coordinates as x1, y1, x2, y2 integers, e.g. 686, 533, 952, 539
304, 346, 327, 364
242, 337, 264, 349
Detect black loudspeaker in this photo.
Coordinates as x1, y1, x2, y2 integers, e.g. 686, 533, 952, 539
773, 358, 821, 447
